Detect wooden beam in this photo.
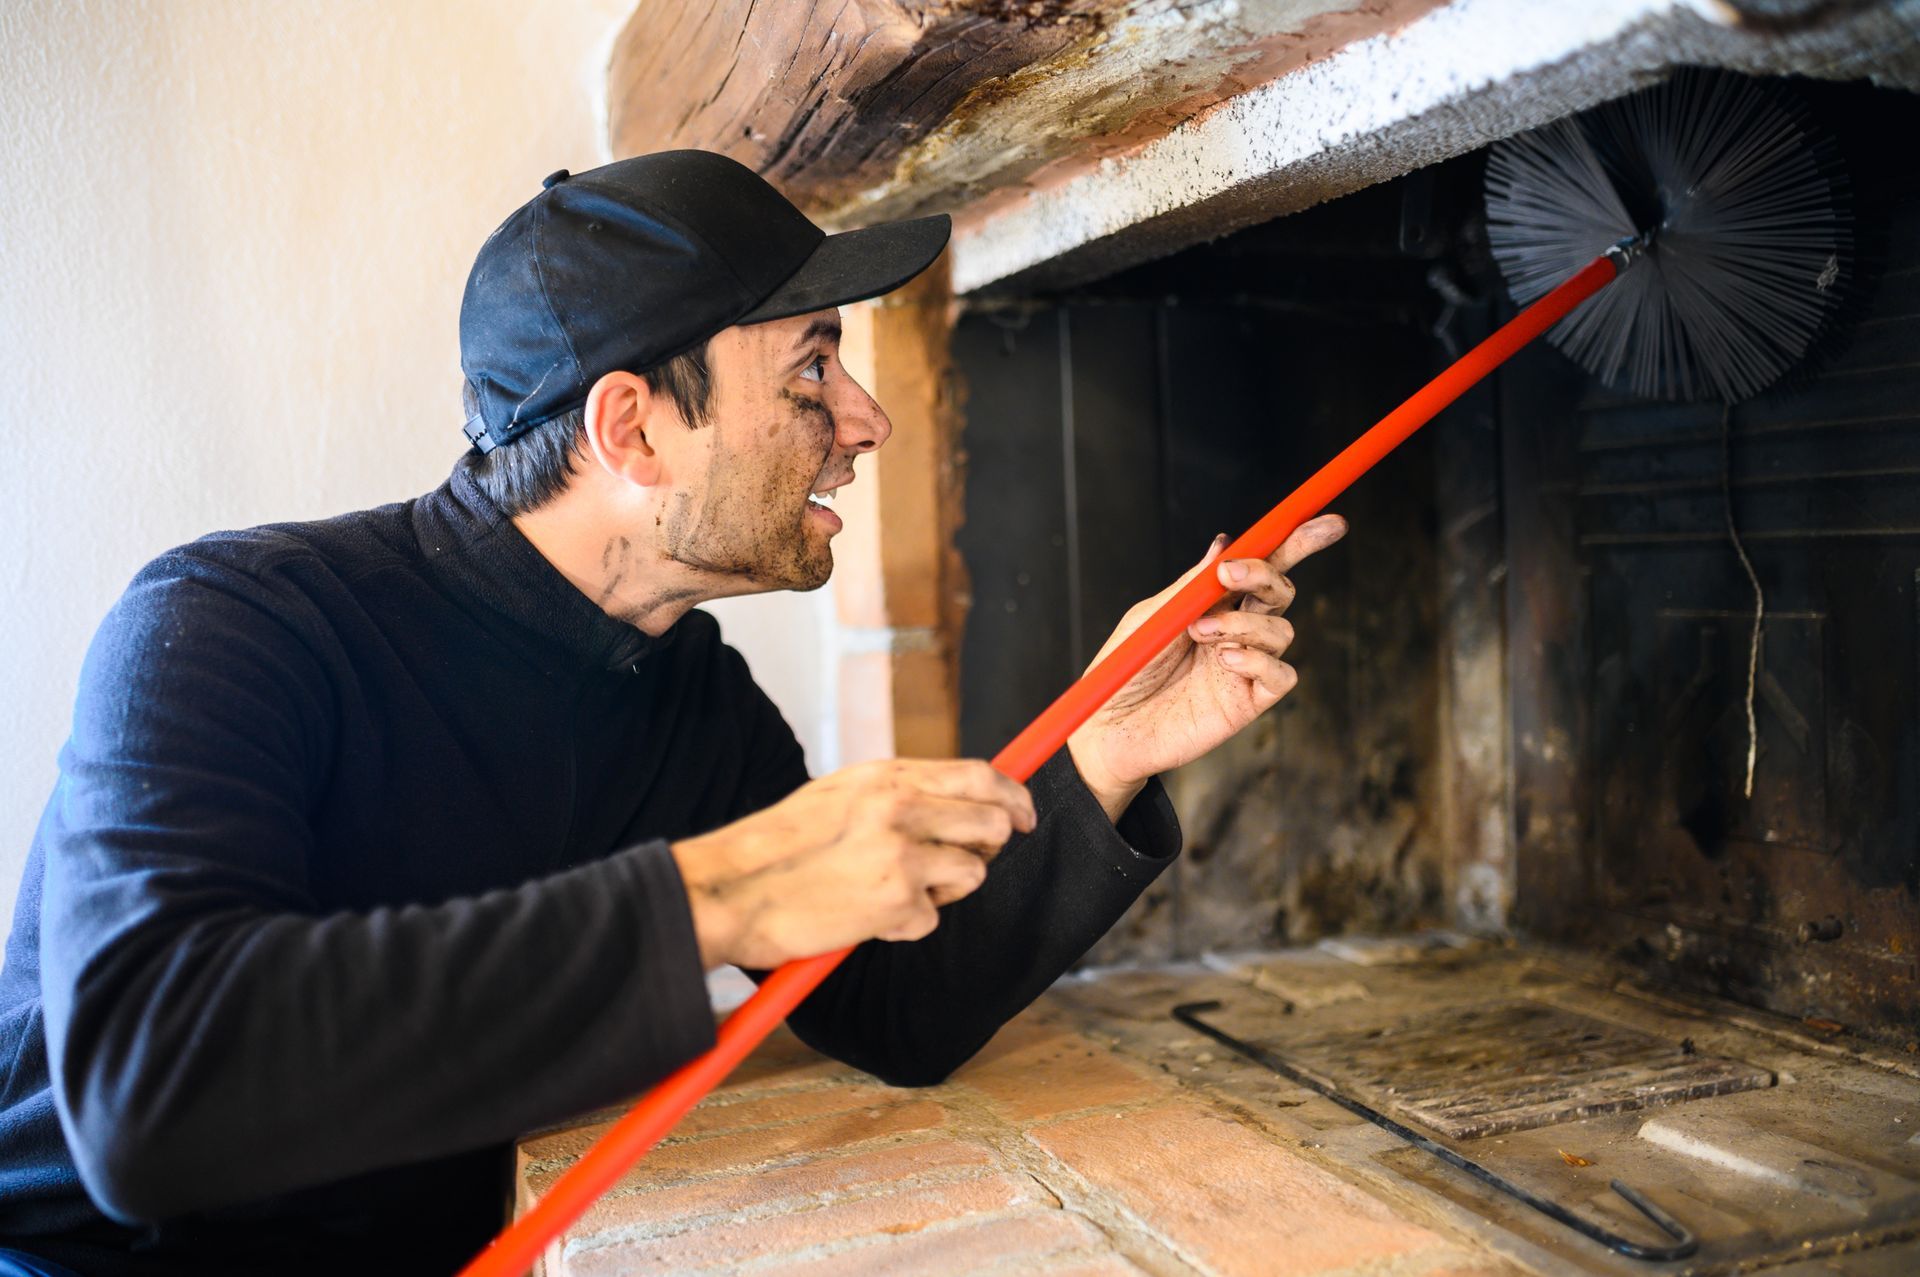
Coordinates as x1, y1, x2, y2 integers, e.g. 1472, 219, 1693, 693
612, 0, 1920, 298
605, 0, 1444, 226
607, 0, 1115, 215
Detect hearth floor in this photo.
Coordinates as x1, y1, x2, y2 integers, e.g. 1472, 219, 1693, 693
514, 942, 1920, 1276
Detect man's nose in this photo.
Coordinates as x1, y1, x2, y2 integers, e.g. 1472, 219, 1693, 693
835, 380, 892, 453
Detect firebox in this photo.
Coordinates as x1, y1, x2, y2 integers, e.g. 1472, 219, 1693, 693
947, 70, 1919, 1272
955, 72, 1916, 1030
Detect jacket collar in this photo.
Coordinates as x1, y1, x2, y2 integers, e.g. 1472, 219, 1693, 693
412, 460, 673, 673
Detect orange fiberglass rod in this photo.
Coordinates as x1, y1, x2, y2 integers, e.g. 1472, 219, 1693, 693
460, 250, 1626, 1277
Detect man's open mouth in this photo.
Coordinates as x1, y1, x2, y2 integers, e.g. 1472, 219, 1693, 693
805, 481, 847, 529
806, 474, 852, 516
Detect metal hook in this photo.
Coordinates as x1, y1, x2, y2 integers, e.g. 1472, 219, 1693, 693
1171, 1001, 1699, 1263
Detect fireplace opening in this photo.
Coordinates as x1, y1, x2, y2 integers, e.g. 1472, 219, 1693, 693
947, 69, 1919, 1270
956, 71, 1917, 1037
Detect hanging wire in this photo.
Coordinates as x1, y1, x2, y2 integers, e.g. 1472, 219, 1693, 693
1722, 401, 1764, 798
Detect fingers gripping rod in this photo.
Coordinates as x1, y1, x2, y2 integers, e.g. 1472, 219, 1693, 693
458, 251, 1627, 1277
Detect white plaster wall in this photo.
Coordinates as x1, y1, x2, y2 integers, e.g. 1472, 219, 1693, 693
0, 0, 836, 926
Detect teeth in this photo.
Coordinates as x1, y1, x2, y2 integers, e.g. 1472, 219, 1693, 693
810, 488, 836, 505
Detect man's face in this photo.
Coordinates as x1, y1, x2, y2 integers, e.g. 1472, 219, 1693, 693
657, 309, 889, 593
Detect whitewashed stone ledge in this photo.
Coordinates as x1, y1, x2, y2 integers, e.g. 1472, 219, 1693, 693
950, 0, 1920, 295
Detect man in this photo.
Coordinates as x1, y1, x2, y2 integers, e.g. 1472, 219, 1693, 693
0, 151, 1344, 1274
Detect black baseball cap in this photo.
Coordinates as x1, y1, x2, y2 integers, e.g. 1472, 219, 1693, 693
459, 150, 951, 452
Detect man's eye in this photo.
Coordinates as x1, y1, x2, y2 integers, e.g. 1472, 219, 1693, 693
800, 355, 828, 383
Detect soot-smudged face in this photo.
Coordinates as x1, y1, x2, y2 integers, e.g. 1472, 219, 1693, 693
660, 310, 888, 593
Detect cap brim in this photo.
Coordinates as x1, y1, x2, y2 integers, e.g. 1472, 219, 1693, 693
736, 213, 951, 324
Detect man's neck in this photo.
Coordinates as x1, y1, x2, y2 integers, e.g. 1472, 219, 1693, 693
512, 490, 712, 637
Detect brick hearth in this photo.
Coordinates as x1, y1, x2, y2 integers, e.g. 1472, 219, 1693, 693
516, 943, 1920, 1275
514, 973, 1518, 1277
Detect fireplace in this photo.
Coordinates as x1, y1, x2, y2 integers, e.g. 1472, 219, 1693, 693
514, 8, 1920, 1272
955, 72, 1919, 1042
938, 68, 1920, 1271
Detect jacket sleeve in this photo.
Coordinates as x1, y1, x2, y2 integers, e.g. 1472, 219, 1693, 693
726, 665, 1182, 1087
38, 559, 715, 1226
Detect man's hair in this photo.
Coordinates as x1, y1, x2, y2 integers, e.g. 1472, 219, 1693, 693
463, 341, 714, 516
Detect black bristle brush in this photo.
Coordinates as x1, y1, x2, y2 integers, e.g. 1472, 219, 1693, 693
1485, 66, 1853, 402
1485, 68, 1855, 805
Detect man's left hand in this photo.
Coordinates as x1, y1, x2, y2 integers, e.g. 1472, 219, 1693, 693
1067, 514, 1348, 821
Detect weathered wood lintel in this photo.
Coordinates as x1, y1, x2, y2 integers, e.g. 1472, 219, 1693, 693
607, 0, 1117, 214
609, 0, 1920, 300
605, 0, 1445, 227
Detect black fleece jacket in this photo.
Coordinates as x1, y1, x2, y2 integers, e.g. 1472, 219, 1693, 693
0, 462, 1180, 1275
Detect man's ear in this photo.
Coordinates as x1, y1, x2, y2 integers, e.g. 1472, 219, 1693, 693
582, 371, 666, 487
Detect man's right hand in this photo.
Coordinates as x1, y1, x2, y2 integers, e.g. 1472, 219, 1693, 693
669, 759, 1036, 971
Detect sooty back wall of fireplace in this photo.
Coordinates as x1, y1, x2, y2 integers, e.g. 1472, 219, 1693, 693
953, 76, 1917, 1041
1504, 82, 1920, 1043
955, 174, 1462, 965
